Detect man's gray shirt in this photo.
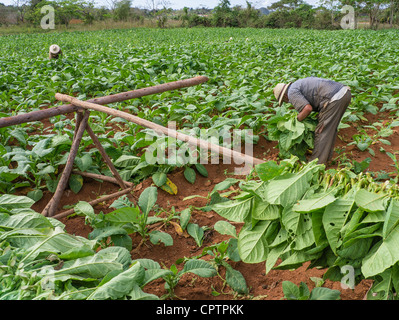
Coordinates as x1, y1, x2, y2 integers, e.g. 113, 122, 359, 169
287, 77, 345, 112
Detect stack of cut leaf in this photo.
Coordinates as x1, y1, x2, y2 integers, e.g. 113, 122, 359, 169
266, 107, 317, 161
206, 157, 399, 300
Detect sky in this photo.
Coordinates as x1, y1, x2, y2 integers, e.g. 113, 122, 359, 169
1, 0, 321, 10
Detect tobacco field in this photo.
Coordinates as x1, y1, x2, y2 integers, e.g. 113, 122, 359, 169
1, 27, 399, 300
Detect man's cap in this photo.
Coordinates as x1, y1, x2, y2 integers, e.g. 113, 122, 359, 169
49, 44, 61, 54
273, 82, 291, 106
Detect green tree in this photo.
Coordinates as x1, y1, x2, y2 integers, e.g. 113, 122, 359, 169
25, 0, 52, 25
81, 0, 96, 24
355, 0, 385, 29
212, 0, 233, 27
295, 3, 315, 27
12, 0, 29, 23
26, 0, 85, 27
313, 6, 336, 29
156, 7, 170, 28
318, 0, 341, 26
180, 6, 189, 27
266, 0, 316, 28
268, 0, 305, 11
113, 0, 131, 21
238, 1, 261, 27
387, 0, 399, 26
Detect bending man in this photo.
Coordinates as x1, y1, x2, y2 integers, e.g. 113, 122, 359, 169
273, 77, 351, 164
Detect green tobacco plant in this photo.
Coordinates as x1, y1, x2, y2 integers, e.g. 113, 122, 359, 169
161, 259, 217, 300
348, 121, 395, 156
183, 164, 209, 184
386, 152, 399, 183
282, 281, 341, 300
0, 134, 72, 198
176, 220, 248, 296
75, 186, 172, 250
204, 241, 248, 296
176, 241, 247, 296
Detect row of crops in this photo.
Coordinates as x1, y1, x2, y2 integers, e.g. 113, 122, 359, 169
1, 28, 399, 300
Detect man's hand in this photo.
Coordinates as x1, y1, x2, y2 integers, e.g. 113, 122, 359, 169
297, 104, 313, 122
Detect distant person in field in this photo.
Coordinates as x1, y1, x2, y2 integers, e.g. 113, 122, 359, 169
49, 44, 62, 60
273, 77, 351, 164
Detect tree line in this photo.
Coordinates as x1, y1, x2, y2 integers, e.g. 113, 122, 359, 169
1, 0, 399, 29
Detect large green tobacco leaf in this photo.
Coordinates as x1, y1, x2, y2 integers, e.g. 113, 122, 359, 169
281, 204, 300, 236
211, 195, 253, 222
20, 227, 96, 263
311, 211, 326, 246
355, 189, 387, 213
180, 259, 217, 278
126, 283, 160, 300
0, 228, 47, 249
275, 249, 321, 270
87, 262, 146, 300
251, 196, 280, 221
138, 186, 158, 217
264, 162, 320, 207
224, 264, 248, 294
133, 258, 174, 286
104, 207, 141, 225
281, 203, 314, 250
74, 201, 97, 221
322, 198, 355, 254
255, 161, 288, 182
265, 242, 288, 274
365, 269, 394, 300
0, 211, 53, 229
293, 213, 314, 251
282, 117, 305, 140
309, 287, 341, 300
293, 193, 336, 214
383, 199, 399, 240
238, 220, 272, 263
149, 230, 173, 247
54, 251, 124, 278
0, 194, 35, 211
362, 226, 399, 278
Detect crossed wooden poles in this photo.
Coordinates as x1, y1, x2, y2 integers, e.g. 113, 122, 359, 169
0, 76, 264, 219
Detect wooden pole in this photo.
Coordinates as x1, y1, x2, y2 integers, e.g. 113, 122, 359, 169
84, 124, 135, 202
72, 170, 134, 187
43, 121, 135, 217
42, 110, 90, 217
51, 187, 133, 220
0, 76, 209, 128
74, 111, 83, 136
55, 94, 265, 167
85, 125, 128, 189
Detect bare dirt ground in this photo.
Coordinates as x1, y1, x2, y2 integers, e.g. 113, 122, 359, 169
30, 107, 399, 300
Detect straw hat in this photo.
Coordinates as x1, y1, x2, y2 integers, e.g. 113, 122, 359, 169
273, 82, 291, 106
49, 44, 61, 55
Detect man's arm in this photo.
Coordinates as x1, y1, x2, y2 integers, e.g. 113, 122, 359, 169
287, 83, 312, 121
297, 104, 313, 121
